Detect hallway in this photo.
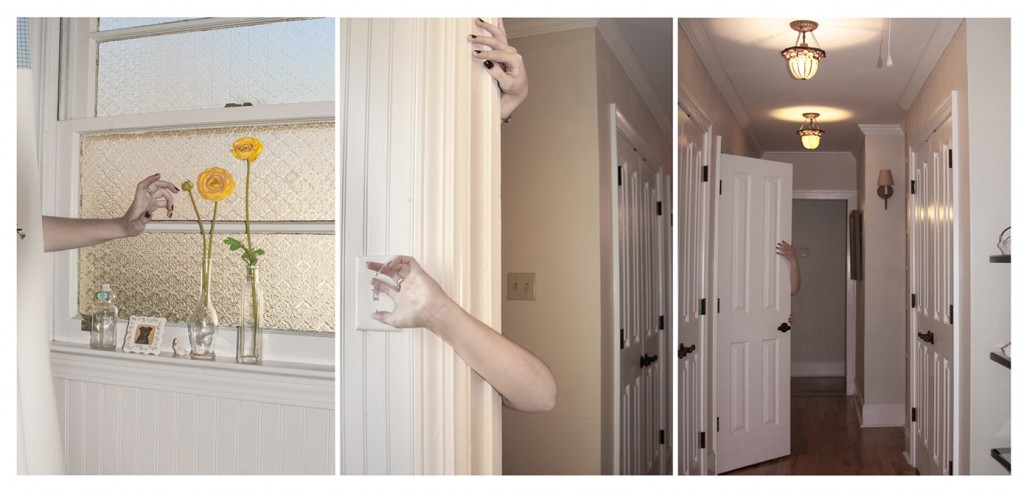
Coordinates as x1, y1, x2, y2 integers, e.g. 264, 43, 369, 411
726, 378, 918, 475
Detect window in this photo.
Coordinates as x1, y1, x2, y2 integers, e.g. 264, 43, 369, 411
49, 18, 335, 359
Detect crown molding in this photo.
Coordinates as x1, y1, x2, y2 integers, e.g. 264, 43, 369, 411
858, 124, 905, 136
505, 18, 599, 40
761, 150, 857, 164
897, 18, 963, 110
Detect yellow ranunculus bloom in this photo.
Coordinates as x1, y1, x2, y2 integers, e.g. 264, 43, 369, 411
196, 167, 235, 202
231, 136, 264, 163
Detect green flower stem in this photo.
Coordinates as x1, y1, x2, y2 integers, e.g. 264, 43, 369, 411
186, 189, 207, 260
245, 160, 254, 258
205, 201, 219, 296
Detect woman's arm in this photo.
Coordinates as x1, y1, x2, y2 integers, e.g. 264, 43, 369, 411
776, 240, 801, 296
469, 18, 528, 121
42, 173, 178, 252
368, 256, 557, 413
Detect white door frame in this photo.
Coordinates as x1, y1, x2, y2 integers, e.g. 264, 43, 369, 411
792, 190, 858, 396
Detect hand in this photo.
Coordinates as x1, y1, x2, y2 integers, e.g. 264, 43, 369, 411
470, 18, 528, 121
776, 240, 798, 262
122, 173, 179, 237
367, 256, 454, 330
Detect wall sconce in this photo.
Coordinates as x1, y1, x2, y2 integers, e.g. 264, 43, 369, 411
781, 20, 827, 80
797, 113, 824, 150
877, 170, 894, 209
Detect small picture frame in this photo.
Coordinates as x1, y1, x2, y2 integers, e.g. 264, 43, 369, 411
123, 316, 165, 355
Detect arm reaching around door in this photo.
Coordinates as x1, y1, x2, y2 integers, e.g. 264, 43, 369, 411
368, 256, 557, 413
776, 240, 801, 296
42, 173, 179, 252
469, 18, 528, 122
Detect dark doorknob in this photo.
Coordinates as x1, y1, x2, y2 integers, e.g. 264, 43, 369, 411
917, 330, 934, 344
640, 353, 659, 368
777, 322, 791, 333
678, 343, 696, 359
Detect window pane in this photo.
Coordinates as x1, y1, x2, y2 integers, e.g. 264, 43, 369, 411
98, 18, 201, 31
96, 18, 335, 116
80, 122, 335, 222
79, 233, 335, 332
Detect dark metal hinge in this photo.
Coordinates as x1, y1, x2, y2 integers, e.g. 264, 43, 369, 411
658, 315, 664, 331
911, 293, 916, 308
699, 298, 706, 316
620, 329, 624, 350
657, 201, 662, 216
911, 180, 916, 195
948, 149, 953, 169
618, 166, 622, 186
950, 304, 954, 321
716, 417, 720, 432
702, 165, 709, 182
912, 407, 917, 422
719, 180, 722, 195
699, 431, 706, 449
659, 429, 665, 445
949, 461, 954, 475
716, 298, 720, 314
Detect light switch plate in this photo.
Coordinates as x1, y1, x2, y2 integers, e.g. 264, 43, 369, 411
356, 255, 400, 331
507, 272, 536, 301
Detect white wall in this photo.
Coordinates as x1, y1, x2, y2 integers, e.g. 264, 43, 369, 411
761, 152, 857, 192
854, 126, 907, 427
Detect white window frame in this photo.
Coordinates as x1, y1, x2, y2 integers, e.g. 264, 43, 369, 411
41, 17, 336, 366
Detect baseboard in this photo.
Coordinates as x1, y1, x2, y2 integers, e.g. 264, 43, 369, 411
851, 386, 905, 428
792, 360, 845, 377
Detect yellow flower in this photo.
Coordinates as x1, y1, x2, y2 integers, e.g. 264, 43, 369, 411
230, 136, 264, 163
181, 180, 194, 192
196, 167, 236, 202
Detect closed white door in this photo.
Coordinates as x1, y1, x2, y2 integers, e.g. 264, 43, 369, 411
910, 113, 955, 476
617, 130, 666, 475
714, 153, 792, 474
677, 109, 708, 475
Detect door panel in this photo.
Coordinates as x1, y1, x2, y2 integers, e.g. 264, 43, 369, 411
911, 114, 954, 476
715, 153, 792, 474
617, 130, 667, 475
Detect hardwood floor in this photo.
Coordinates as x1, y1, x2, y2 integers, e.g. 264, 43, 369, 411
726, 378, 919, 475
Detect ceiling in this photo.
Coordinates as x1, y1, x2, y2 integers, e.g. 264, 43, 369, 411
683, 18, 962, 154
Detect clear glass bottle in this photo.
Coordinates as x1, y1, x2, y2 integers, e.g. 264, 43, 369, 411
89, 284, 119, 350
236, 264, 264, 364
188, 255, 218, 360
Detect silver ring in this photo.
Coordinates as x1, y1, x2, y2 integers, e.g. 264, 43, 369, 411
146, 187, 154, 195
396, 278, 404, 289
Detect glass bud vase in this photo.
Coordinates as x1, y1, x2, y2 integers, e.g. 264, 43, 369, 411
236, 263, 264, 364
188, 255, 218, 360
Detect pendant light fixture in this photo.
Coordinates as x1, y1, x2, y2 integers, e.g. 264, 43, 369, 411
781, 20, 826, 80
797, 113, 824, 150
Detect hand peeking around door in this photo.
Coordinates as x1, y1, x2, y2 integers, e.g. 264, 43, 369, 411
776, 240, 801, 296
469, 18, 528, 122
368, 256, 556, 413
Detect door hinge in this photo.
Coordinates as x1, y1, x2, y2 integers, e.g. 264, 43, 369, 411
912, 407, 917, 422
949, 304, 954, 322
949, 461, 954, 475
657, 201, 663, 216
699, 431, 706, 449
702, 165, 709, 182
718, 180, 722, 195
911, 293, 916, 308
659, 429, 665, 445
699, 298, 706, 315
658, 315, 664, 331
716, 417, 720, 432
716, 298, 720, 314
618, 166, 622, 186
620, 328, 624, 349
948, 149, 953, 169
911, 180, 916, 195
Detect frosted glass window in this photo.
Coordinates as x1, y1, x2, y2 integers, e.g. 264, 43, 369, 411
79, 233, 335, 332
98, 18, 200, 31
96, 18, 335, 116
80, 122, 335, 222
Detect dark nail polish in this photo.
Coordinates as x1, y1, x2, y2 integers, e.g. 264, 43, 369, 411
475, 49, 481, 54
484, 60, 494, 69
477, 18, 484, 22
145, 211, 151, 219
470, 34, 477, 38
173, 186, 180, 192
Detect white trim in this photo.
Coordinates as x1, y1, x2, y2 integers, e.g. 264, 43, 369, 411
145, 221, 334, 234
608, 103, 622, 476
860, 403, 907, 428
505, 18, 599, 39
792, 189, 858, 396
90, 17, 305, 42
792, 361, 845, 377
761, 151, 856, 165
897, 19, 964, 110
858, 124, 905, 136
597, 19, 671, 138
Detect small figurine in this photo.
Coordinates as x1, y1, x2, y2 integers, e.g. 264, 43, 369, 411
172, 337, 188, 357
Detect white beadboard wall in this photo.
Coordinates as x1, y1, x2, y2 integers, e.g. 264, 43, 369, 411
51, 343, 334, 475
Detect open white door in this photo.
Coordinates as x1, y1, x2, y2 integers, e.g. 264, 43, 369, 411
615, 127, 667, 475
909, 103, 956, 476
714, 153, 792, 474
677, 106, 709, 475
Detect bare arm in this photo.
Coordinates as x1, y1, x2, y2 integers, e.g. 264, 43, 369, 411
470, 18, 528, 121
369, 256, 557, 413
776, 240, 801, 295
42, 174, 178, 252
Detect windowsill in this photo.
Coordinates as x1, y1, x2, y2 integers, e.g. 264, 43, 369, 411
50, 341, 334, 409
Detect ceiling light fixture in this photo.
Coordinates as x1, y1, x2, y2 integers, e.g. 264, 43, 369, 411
781, 20, 826, 80
797, 112, 824, 150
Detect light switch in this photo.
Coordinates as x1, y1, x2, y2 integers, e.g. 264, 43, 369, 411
356, 255, 400, 331
797, 247, 810, 258
507, 272, 536, 301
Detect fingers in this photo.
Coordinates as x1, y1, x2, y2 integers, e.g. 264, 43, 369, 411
474, 17, 507, 43
372, 310, 395, 326
371, 277, 398, 299
472, 48, 520, 67
468, 34, 509, 52
137, 173, 162, 192
152, 188, 175, 217
149, 179, 180, 193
